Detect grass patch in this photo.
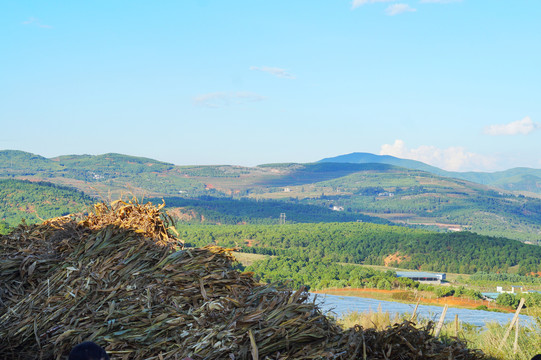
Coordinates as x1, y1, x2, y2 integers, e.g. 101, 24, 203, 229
232, 252, 270, 266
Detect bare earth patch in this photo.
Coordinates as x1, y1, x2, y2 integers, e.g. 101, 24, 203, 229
384, 252, 410, 266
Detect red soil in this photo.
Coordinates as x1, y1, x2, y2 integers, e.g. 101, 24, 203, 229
313, 288, 397, 295
244, 239, 257, 247
383, 252, 410, 266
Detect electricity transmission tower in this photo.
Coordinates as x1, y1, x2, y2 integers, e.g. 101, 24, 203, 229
279, 213, 286, 225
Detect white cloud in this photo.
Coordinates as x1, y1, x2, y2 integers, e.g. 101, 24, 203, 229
380, 139, 495, 171
250, 66, 296, 79
193, 92, 266, 108
351, 0, 394, 9
484, 116, 540, 136
385, 4, 417, 15
22, 17, 52, 29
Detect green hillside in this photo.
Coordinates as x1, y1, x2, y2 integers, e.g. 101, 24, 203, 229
254, 162, 396, 186
53, 153, 175, 178
0, 179, 93, 233
319, 152, 444, 175
243, 164, 541, 242
0, 150, 206, 197
319, 152, 541, 194
52, 153, 208, 195
178, 222, 541, 275
490, 172, 541, 193
0, 150, 63, 175
153, 196, 390, 225
1, 150, 540, 242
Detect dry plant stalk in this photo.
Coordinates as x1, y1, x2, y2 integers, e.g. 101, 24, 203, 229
1, 200, 485, 360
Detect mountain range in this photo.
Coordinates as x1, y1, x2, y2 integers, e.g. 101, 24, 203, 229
0, 149, 540, 242
319, 152, 541, 195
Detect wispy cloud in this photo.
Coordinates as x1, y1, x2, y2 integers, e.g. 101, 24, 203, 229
193, 92, 266, 108
385, 4, 417, 15
351, 0, 394, 10
22, 17, 52, 29
420, 0, 462, 3
380, 139, 494, 171
484, 116, 540, 136
250, 66, 296, 79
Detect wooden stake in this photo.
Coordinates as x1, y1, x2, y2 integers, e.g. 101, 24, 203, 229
454, 314, 459, 338
500, 298, 525, 348
410, 298, 420, 322
434, 304, 448, 338
513, 317, 519, 354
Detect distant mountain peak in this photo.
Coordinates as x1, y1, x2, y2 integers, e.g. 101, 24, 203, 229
318, 152, 445, 174
318, 152, 541, 194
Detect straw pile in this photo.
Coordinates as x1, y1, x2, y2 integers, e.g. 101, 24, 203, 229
338, 321, 485, 360
1, 200, 485, 360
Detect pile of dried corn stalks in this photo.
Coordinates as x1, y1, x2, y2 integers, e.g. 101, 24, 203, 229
1, 200, 485, 359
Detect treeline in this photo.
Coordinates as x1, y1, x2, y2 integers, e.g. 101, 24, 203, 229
244, 257, 417, 290
469, 272, 541, 285
0, 179, 93, 233
178, 222, 541, 275
244, 257, 482, 300
176, 166, 249, 178
157, 196, 388, 225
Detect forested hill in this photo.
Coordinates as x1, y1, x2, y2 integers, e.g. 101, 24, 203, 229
0, 150, 175, 179
178, 222, 541, 275
319, 153, 444, 176
319, 152, 541, 194
153, 196, 390, 225
0, 179, 93, 233
0, 150, 205, 197
0, 150, 63, 173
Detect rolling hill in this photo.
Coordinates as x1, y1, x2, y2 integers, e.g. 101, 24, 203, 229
0, 150, 540, 242
178, 222, 541, 275
245, 163, 541, 242
0, 150, 206, 198
319, 152, 541, 195
0, 179, 93, 233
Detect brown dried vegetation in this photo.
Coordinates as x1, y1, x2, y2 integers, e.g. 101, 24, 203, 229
1, 201, 485, 359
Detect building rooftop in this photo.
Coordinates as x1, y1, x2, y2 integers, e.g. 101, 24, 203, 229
396, 272, 446, 277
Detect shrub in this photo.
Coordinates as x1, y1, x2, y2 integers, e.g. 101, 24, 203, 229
496, 293, 520, 308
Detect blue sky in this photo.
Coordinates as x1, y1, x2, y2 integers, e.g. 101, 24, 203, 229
1, 0, 540, 171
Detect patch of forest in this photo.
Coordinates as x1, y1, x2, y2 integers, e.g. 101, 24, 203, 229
155, 196, 390, 225
178, 222, 541, 275
244, 257, 418, 290
0, 179, 93, 233
244, 257, 485, 301
468, 272, 541, 285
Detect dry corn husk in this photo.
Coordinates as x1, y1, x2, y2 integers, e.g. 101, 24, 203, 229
0, 200, 484, 360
